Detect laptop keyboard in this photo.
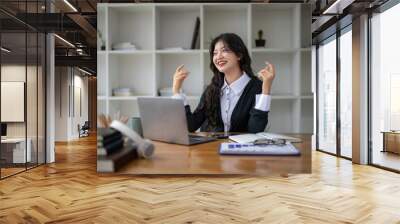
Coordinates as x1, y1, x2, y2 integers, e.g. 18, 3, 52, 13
189, 135, 213, 144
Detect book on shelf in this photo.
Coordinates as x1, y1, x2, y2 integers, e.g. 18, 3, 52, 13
190, 17, 200, 50
97, 145, 138, 173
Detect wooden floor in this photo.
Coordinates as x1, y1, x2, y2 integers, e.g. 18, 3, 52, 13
0, 135, 400, 223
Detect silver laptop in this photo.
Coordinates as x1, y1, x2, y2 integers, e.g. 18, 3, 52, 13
137, 97, 216, 145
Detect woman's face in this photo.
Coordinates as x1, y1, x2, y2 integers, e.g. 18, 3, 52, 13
212, 41, 241, 74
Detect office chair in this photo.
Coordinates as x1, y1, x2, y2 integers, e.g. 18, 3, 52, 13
78, 121, 90, 138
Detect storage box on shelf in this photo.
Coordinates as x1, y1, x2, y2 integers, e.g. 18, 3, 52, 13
97, 3, 313, 133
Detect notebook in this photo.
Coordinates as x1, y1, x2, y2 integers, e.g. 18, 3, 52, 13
229, 132, 302, 144
219, 142, 300, 156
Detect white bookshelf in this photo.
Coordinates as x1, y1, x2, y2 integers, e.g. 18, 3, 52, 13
97, 3, 313, 134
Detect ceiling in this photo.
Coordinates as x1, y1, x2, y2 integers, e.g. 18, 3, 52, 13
1, 0, 389, 75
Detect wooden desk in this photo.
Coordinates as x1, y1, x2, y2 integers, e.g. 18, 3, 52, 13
117, 134, 311, 175
382, 131, 400, 154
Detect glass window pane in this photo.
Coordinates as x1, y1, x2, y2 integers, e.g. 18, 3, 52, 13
27, 31, 38, 169
1, 31, 28, 177
340, 28, 352, 158
318, 36, 337, 154
38, 33, 46, 165
371, 3, 400, 171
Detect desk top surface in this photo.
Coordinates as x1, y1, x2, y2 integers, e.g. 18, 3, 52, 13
381, 131, 400, 134
1, 138, 27, 143
116, 134, 312, 175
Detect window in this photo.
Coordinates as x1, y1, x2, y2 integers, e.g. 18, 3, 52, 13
371, 2, 400, 171
317, 35, 337, 154
339, 27, 352, 158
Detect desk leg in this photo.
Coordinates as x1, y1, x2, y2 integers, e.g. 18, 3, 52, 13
382, 133, 386, 152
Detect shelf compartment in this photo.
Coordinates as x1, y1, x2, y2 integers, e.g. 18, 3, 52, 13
156, 53, 202, 96
252, 51, 296, 95
97, 5, 107, 51
251, 3, 296, 49
108, 5, 154, 51
108, 54, 155, 96
97, 53, 107, 96
187, 97, 201, 111
109, 100, 139, 118
155, 5, 201, 50
97, 99, 107, 117
203, 4, 249, 50
156, 49, 201, 54
268, 100, 295, 134
300, 98, 314, 133
298, 51, 312, 95
271, 95, 298, 100
251, 48, 298, 53
202, 52, 213, 90
109, 50, 153, 55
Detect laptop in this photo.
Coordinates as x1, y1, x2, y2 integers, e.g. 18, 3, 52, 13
137, 97, 216, 145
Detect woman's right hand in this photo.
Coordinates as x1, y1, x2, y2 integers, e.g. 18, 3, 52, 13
172, 64, 190, 95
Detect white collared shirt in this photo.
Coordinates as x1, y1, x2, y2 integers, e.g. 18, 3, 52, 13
173, 73, 271, 132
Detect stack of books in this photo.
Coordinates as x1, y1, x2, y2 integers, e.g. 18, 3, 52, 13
97, 128, 138, 172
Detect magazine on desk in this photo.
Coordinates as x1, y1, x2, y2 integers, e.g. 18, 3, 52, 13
229, 132, 302, 144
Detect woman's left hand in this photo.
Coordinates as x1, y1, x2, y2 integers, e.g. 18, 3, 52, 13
257, 61, 275, 95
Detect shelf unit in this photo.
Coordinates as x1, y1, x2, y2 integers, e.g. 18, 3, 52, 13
97, 3, 313, 133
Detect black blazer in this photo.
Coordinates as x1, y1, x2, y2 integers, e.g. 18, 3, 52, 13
185, 77, 269, 133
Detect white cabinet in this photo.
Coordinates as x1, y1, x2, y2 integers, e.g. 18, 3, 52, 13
97, 3, 313, 134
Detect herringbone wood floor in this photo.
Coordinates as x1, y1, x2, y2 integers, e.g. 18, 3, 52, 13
0, 135, 399, 224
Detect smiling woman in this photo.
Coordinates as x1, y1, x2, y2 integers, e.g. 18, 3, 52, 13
172, 33, 275, 134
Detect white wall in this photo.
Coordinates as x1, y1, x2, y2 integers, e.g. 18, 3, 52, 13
55, 67, 69, 141
55, 67, 89, 141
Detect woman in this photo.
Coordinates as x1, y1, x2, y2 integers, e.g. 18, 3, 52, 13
172, 33, 275, 134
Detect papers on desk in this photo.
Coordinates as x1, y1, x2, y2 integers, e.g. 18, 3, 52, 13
219, 142, 300, 156
229, 132, 302, 144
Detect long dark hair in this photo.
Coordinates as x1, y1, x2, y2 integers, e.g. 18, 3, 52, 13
204, 33, 256, 128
